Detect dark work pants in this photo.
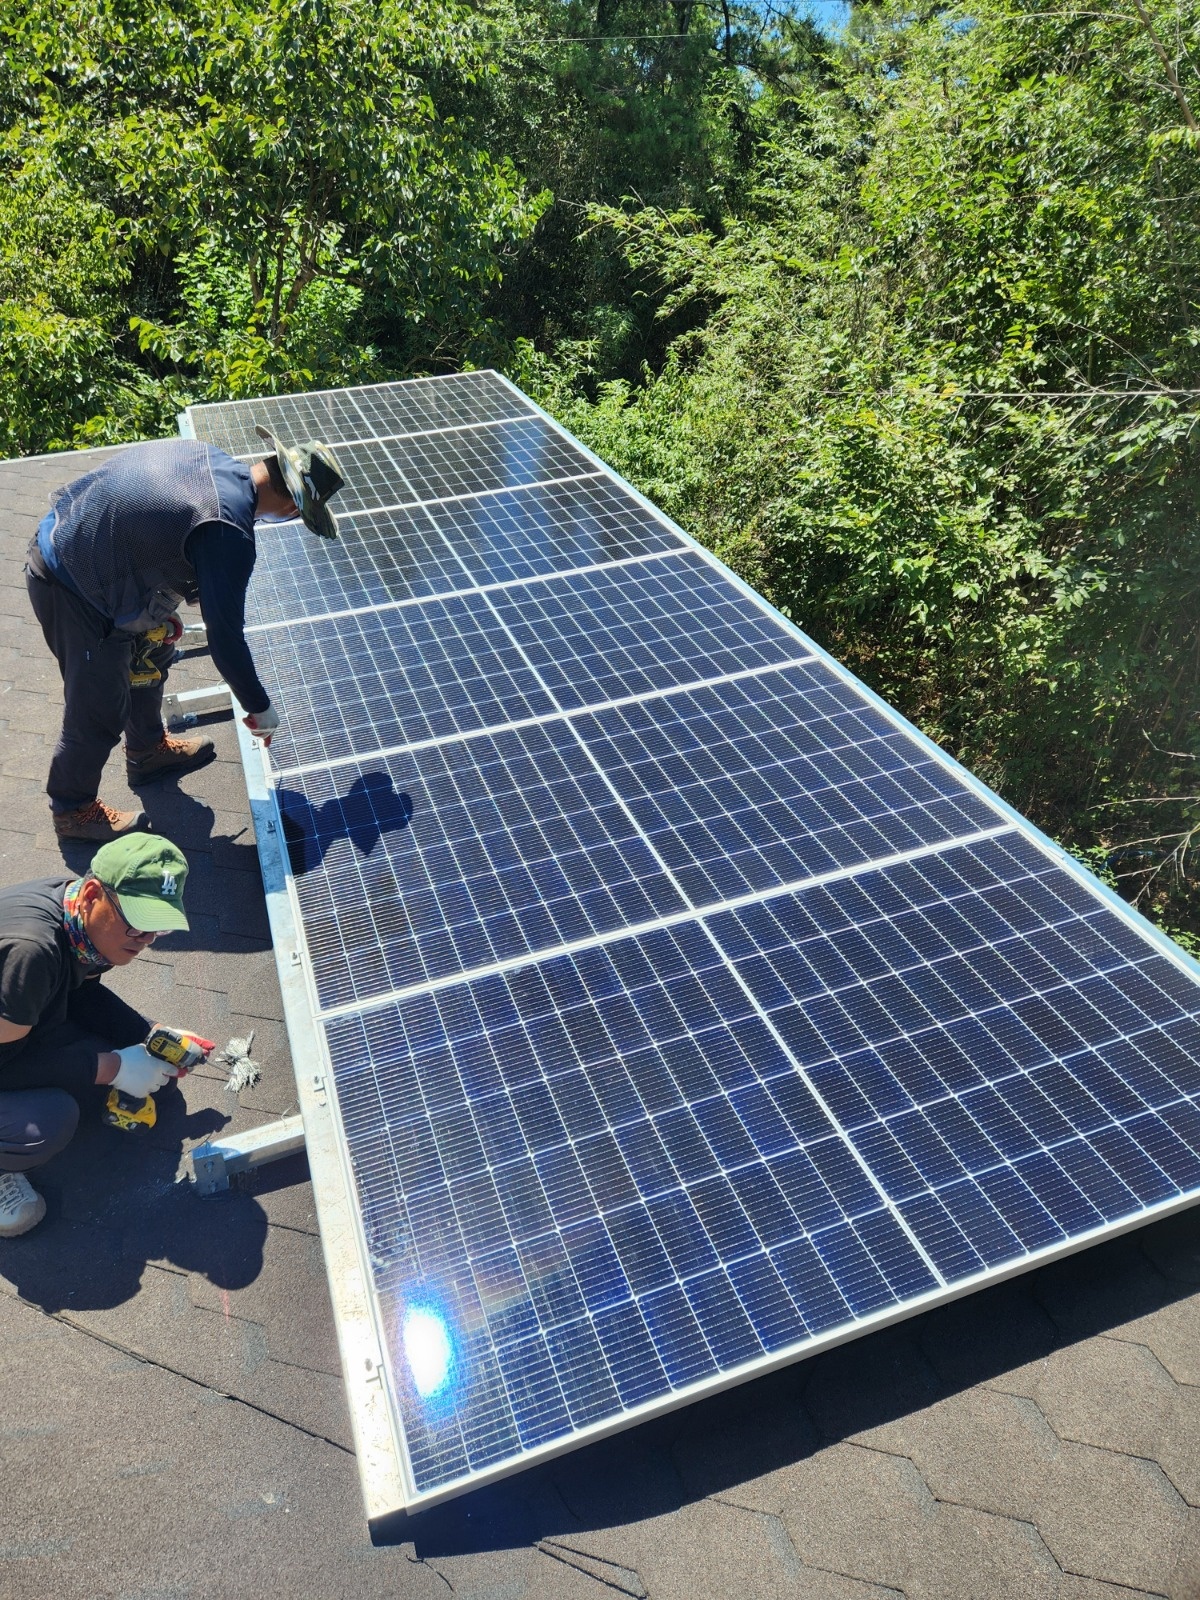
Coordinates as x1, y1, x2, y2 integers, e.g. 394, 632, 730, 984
0, 980, 150, 1172
25, 534, 174, 812
0, 1091, 79, 1172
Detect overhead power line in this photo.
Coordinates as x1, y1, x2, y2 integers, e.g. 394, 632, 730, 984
525, 31, 704, 40
957, 388, 1200, 399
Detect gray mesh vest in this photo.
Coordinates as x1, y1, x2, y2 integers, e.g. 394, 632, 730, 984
47, 440, 257, 632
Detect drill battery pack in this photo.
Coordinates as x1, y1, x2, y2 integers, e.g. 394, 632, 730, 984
104, 1086, 158, 1132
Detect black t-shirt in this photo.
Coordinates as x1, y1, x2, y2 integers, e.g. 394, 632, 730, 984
0, 876, 83, 1037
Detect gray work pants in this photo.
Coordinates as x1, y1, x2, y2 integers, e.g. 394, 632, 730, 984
25, 536, 174, 812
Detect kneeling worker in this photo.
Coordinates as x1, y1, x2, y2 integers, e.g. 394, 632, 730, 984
0, 834, 204, 1237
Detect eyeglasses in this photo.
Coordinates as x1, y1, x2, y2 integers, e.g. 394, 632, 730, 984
100, 886, 157, 943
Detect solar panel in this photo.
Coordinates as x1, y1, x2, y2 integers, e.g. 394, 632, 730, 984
184, 370, 536, 458
243, 478, 683, 630
249, 594, 558, 771
181, 369, 1200, 1532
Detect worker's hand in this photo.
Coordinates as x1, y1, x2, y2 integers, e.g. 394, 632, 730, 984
243, 702, 280, 747
111, 1044, 174, 1098
164, 613, 184, 647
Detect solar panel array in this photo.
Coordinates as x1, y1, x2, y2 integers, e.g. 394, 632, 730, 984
185, 371, 1200, 1511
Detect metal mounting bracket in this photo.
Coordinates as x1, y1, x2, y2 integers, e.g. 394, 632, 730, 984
163, 682, 231, 712
189, 1113, 307, 1195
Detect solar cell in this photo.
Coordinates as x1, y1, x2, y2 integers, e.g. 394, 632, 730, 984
711, 831, 1200, 1267
372, 417, 597, 506
180, 371, 1200, 1528
245, 506, 469, 628
425, 476, 687, 590
574, 663, 999, 903
246, 470, 684, 627
324, 918, 941, 1490
248, 418, 595, 520
351, 376, 535, 440
245, 476, 688, 632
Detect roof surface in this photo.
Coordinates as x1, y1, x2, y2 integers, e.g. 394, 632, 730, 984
1, 447, 1198, 1600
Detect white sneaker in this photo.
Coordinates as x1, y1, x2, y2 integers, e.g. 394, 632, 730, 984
0, 1172, 46, 1237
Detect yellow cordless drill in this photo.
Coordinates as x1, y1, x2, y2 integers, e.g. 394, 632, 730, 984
104, 1025, 214, 1131
129, 615, 185, 690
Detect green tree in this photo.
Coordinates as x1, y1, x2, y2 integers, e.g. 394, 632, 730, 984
519, 0, 1200, 934
0, 0, 548, 423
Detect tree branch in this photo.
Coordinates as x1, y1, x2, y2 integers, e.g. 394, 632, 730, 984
1125, 0, 1199, 131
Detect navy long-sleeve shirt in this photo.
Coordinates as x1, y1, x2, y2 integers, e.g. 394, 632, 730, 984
185, 522, 270, 714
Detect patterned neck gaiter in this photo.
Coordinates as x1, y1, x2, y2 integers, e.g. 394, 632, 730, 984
62, 877, 111, 973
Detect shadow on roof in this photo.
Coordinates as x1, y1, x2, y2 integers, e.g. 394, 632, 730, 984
0, 1080, 268, 1315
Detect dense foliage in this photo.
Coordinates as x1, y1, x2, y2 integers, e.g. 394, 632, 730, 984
3, 0, 1199, 936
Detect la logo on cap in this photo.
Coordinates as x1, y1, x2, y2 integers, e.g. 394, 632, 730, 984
161, 871, 178, 898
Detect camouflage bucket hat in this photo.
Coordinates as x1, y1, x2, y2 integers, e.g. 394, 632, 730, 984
254, 424, 345, 540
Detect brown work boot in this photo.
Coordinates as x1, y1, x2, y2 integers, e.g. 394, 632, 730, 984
126, 732, 217, 786
53, 798, 149, 843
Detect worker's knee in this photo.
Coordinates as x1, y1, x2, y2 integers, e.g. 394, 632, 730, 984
0, 1089, 80, 1172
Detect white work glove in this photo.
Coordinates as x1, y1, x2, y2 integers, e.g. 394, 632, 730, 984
243, 702, 280, 747
112, 1045, 173, 1098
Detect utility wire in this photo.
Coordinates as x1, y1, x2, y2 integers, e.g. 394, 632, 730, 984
812, 387, 1200, 399
525, 31, 705, 39
956, 388, 1200, 399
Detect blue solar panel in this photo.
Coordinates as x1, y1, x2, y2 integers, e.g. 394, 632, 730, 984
179, 370, 535, 458
325, 919, 941, 1488
424, 475, 686, 590
274, 419, 596, 518
245, 506, 469, 628
318, 825, 1200, 1494
252, 593, 557, 771
181, 369, 1200, 1522
367, 417, 597, 507
280, 729, 686, 1008
245, 476, 688, 631
711, 831, 1200, 1267
575, 663, 999, 901
488, 551, 804, 709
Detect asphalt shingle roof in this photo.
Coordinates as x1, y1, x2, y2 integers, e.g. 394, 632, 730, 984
2, 446, 1199, 1600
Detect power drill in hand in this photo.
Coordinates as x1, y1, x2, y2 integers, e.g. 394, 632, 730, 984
104, 1025, 214, 1132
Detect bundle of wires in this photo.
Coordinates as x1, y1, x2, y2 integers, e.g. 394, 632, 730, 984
218, 1031, 262, 1094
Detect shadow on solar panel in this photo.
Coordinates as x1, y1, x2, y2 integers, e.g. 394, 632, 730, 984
279, 768, 415, 873
182, 370, 1200, 1538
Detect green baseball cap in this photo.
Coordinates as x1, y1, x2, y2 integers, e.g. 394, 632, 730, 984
254, 424, 345, 540
88, 833, 190, 933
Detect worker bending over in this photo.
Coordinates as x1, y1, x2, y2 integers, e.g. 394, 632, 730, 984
0, 834, 198, 1237
26, 427, 345, 842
